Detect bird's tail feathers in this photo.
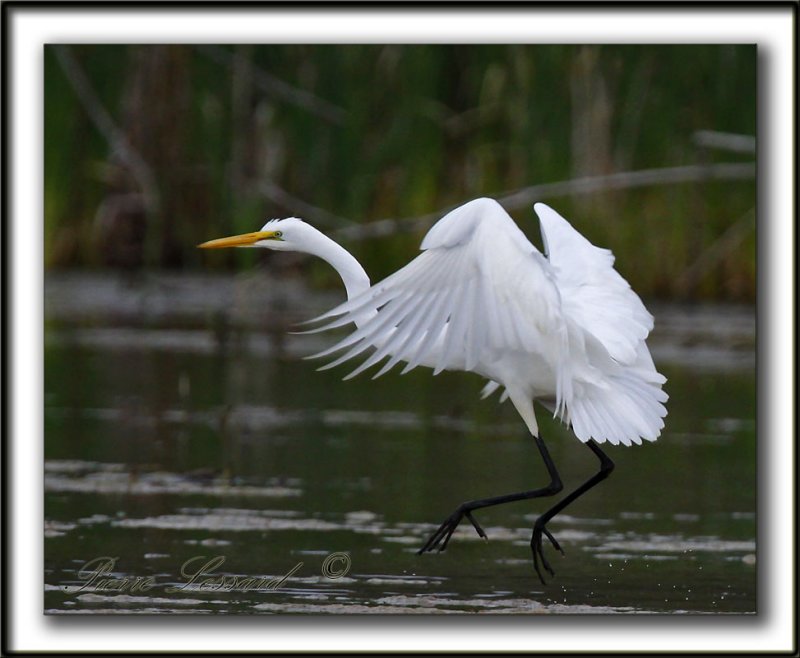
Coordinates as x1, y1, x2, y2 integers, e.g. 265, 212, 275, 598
567, 370, 668, 446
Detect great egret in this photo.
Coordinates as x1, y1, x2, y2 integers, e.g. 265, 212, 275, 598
199, 197, 667, 583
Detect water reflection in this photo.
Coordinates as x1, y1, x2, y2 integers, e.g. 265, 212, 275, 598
44, 273, 756, 614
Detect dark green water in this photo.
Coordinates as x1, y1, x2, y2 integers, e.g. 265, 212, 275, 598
44, 273, 756, 614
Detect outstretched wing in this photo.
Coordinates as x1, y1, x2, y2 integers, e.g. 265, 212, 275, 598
534, 203, 667, 444
534, 203, 654, 366
304, 198, 566, 385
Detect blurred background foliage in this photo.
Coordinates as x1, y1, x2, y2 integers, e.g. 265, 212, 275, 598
44, 44, 756, 300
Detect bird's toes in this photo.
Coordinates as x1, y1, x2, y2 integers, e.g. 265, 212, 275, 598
464, 510, 487, 539
531, 528, 557, 581
543, 527, 565, 556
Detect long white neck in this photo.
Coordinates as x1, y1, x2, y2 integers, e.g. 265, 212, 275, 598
298, 226, 375, 326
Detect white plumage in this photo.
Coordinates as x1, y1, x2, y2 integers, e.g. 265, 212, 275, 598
305, 198, 667, 446
198, 196, 669, 581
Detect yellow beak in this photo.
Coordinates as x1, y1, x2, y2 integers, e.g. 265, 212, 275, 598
197, 230, 280, 249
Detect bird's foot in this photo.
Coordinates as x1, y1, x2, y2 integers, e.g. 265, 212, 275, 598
417, 505, 487, 554
531, 522, 565, 584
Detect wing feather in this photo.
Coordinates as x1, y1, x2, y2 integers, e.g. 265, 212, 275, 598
370, 291, 441, 378
314, 292, 415, 372
305, 198, 666, 446
434, 270, 474, 374
534, 203, 653, 365
399, 285, 456, 373
310, 198, 565, 383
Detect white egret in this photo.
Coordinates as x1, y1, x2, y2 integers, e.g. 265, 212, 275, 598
199, 197, 667, 583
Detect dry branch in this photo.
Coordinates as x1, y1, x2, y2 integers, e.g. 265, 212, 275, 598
692, 130, 756, 154
333, 162, 756, 243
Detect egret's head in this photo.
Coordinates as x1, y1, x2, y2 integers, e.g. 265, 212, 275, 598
198, 217, 309, 252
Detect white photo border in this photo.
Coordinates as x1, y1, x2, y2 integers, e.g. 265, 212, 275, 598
5, 3, 795, 654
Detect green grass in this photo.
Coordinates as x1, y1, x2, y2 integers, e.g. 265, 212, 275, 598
44, 44, 756, 300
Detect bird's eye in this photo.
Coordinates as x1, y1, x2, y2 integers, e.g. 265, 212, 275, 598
274, 231, 283, 238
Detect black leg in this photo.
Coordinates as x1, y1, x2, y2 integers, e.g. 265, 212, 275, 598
530, 439, 615, 584
417, 434, 563, 555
